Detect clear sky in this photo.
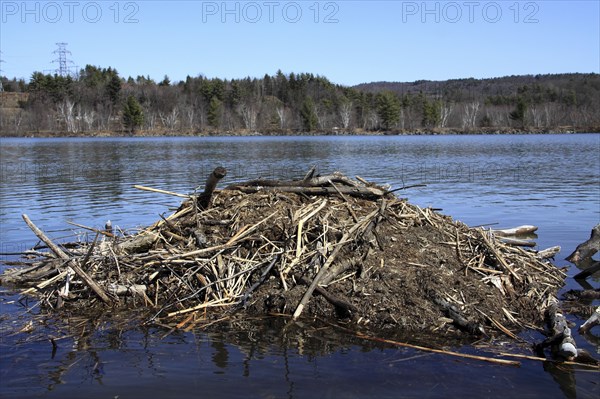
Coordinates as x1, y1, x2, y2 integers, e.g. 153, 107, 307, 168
0, 0, 598, 86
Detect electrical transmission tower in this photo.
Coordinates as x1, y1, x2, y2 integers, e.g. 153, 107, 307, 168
52, 42, 74, 77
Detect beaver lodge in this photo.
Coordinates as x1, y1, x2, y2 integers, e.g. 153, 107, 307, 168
4, 167, 594, 366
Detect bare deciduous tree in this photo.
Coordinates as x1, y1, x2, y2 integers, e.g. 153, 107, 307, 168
57, 100, 78, 133
339, 101, 352, 130
159, 107, 179, 132
462, 101, 479, 129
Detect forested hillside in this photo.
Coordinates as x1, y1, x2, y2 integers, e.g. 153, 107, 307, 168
1, 68, 598, 136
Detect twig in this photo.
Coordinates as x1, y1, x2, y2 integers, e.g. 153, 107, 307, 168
133, 185, 190, 198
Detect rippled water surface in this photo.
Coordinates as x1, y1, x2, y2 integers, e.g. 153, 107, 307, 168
1, 134, 599, 398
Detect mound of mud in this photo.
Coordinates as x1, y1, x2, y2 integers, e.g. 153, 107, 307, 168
1, 170, 566, 340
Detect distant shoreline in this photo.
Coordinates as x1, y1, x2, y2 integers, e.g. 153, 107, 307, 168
1, 126, 598, 139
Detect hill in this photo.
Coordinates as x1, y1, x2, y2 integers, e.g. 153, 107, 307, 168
1, 71, 598, 136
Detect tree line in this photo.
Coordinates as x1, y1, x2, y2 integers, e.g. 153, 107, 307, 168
1, 67, 598, 135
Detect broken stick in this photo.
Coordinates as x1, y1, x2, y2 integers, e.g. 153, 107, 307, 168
22, 214, 112, 304
198, 166, 227, 209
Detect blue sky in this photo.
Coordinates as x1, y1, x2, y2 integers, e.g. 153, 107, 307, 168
0, 0, 598, 85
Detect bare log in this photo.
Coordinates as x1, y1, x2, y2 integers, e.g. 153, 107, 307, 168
579, 306, 600, 334
537, 246, 561, 260
537, 299, 577, 360
492, 225, 538, 236
22, 214, 112, 304
566, 223, 600, 263
499, 237, 536, 247
198, 166, 227, 209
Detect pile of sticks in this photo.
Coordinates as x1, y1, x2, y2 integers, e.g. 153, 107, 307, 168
1, 168, 568, 339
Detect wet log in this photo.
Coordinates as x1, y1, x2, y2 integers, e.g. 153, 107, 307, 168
22, 214, 112, 304
198, 167, 227, 209
573, 261, 600, 280
538, 299, 577, 360
431, 295, 485, 335
537, 246, 561, 260
499, 237, 536, 247
579, 306, 600, 334
492, 225, 538, 236
566, 223, 600, 263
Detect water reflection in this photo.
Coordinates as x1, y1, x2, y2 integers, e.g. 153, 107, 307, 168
3, 313, 599, 399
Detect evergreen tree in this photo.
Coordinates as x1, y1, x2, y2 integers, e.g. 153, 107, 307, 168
123, 95, 144, 133
105, 73, 122, 105
159, 75, 171, 87
300, 97, 318, 131
422, 99, 441, 127
376, 91, 401, 129
208, 97, 222, 128
509, 97, 527, 127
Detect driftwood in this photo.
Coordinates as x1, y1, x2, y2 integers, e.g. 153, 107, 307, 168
566, 223, 600, 263
492, 225, 538, 236
579, 306, 600, 334
537, 246, 561, 260
499, 237, 536, 247
537, 299, 578, 360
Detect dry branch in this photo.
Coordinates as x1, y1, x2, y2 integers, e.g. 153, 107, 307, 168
22, 214, 112, 304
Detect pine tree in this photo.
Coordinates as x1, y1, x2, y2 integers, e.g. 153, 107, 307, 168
208, 97, 222, 128
300, 97, 318, 131
105, 73, 122, 105
509, 97, 527, 127
376, 91, 401, 130
123, 95, 144, 133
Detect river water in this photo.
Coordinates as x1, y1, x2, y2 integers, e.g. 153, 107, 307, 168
0, 134, 599, 398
